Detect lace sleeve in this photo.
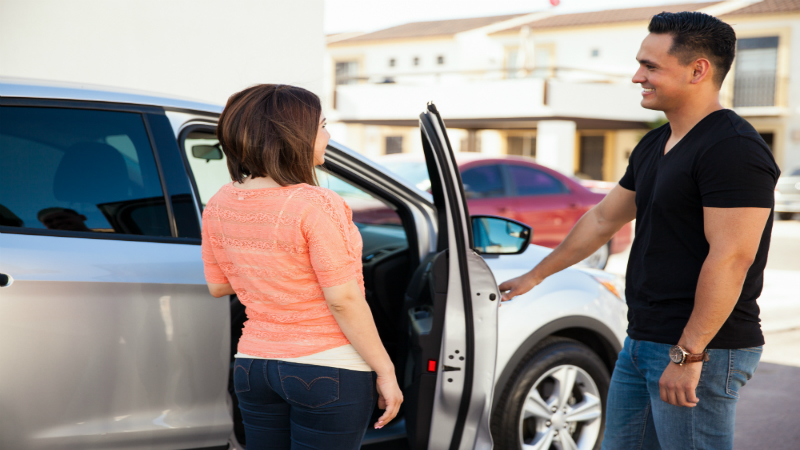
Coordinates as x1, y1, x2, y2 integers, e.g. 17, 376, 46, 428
304, 190, 360, 288
201, 201, 230, 285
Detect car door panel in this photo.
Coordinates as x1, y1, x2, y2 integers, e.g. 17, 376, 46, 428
0, 234, 230, 450
405, 104, 498, 450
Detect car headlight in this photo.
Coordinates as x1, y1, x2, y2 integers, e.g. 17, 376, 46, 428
592, 274, 626, 303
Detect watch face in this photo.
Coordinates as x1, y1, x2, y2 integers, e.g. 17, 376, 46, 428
669, 345, 684, 363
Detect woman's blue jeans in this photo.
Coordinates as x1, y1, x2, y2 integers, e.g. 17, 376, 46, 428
233, 358, 376, 450
601, 337, 762, 450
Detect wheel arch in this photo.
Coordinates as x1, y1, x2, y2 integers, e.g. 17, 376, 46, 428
492, 315, 622, 415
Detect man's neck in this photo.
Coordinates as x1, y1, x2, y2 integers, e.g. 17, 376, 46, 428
664, 95, 724, 141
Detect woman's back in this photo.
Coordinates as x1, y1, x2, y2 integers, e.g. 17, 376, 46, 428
201, 182, 364, 358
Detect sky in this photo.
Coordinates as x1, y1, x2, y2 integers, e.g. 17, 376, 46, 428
324, 0, 720, 34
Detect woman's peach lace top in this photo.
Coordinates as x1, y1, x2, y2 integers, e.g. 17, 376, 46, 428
201, 182, 364, 359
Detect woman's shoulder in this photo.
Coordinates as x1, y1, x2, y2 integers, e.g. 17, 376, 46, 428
297, 185, 351, 220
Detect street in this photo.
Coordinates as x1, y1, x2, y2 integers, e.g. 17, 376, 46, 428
607, 219, 800, 449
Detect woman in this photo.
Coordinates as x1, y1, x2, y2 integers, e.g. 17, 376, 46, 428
201, 84, 403, 449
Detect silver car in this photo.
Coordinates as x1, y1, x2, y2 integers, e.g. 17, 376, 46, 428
775, 167, 800, 220
0, 78, 627, 450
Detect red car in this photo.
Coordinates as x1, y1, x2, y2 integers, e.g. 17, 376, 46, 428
376, 153, 632, 269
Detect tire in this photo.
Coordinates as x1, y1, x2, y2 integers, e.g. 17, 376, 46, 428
777, 212, 794, 220
581, 242, 610, 270
491, 337, 610, 450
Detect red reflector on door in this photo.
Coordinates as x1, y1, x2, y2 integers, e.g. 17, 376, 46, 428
428, 360, 437, 372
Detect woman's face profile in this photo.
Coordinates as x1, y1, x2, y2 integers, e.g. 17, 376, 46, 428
313, 114, 330, 166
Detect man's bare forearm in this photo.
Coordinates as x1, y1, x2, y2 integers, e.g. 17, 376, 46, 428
678, 253, 754, 353
530, 207, 624, 280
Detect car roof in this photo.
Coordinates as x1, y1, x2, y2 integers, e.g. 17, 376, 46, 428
0, 76, 223, 115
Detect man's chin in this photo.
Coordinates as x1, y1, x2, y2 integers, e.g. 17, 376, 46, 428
640, 98, 665, 112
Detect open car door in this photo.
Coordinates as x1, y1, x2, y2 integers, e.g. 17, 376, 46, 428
404, 103, 500, 450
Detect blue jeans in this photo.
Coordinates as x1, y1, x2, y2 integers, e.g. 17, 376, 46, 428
233, 358, 376, 450
601, 337, 761, 450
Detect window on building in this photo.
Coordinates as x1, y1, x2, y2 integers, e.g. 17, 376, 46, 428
385, 136, 403, 154
335, 61, 359, 85
507, 165, 567, 196
461, 165, 505, 199
506, 136, 536, 158
734, 37, 779, 107
759, 132, 774, 152
437, 55, 445, 65
591, 48, 600, 57
505, 48, 520, 78
460, 131, 481, 153
578, 135, 605, 180
413, 56, 420, 66
389, 58, 396, 68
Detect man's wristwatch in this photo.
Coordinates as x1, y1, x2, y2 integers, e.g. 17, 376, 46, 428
669, 345, 709, 365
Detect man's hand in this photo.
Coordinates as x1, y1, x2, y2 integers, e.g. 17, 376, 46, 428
659, 362, 702, 407
499, 271, 542, 301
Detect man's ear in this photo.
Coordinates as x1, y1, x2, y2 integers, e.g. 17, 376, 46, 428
690, 58, 712, 84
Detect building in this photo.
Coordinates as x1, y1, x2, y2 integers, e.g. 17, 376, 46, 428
326, 0, 800, 180
0, 0, 325, 105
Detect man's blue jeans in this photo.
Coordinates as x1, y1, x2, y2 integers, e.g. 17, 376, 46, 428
601, 337, 761, 450
233, 358, 376, 450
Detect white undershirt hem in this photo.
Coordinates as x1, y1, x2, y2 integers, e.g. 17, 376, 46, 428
235, 344, 373, 372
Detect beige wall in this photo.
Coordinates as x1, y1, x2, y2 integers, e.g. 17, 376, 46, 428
0, 0, 325, 104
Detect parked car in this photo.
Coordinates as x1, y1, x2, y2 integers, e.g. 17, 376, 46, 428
378, 153, 632, 270
775, 167, 800, 220
0, 78, 627, 450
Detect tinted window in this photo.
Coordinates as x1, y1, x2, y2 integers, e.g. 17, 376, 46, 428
461, 165, 505, 199
0, 106, 171, 237
507, 165, 567, 196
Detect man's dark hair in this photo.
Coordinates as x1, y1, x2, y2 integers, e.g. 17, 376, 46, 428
648, 11, 736, 86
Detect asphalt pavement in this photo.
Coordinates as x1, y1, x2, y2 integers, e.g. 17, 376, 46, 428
606, 218, 800, 450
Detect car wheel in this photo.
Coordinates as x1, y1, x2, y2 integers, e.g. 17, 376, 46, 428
581, 243, 610, 270
777, 212, 794, 220
491, 337, 610, 450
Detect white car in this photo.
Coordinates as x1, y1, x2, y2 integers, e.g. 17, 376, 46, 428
0, 78, 627, 450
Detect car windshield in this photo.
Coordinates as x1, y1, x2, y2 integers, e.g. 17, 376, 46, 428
385, 160, 431, 192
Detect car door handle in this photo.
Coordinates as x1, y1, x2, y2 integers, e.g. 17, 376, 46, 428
0, 273, 13, 287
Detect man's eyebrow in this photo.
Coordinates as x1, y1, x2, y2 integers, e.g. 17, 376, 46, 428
637, 58, 658, 66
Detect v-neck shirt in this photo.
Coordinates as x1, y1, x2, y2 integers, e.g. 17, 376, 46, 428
618, 109, 780, 349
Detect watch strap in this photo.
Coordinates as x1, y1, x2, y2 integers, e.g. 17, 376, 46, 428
682, 349, 709, 364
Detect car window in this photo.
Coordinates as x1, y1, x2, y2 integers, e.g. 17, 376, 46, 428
317, 169, 404, 228
0, 106, 172, 237
182, 129, 232, 207
461, 165, 505, 199
507, 164, 568, 196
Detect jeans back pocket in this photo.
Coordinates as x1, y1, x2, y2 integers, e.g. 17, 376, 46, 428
277, 361, 340, 408
233, 358, 254, 393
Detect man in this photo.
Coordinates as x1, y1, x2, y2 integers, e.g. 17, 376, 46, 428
499, 11, 779, 450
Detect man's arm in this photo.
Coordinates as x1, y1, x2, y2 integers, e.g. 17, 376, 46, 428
659, 206, 771, 407
499, 185, 637, 300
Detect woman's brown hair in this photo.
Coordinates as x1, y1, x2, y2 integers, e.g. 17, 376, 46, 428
217, 84, 321, 186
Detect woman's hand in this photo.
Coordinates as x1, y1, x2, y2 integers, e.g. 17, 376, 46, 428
374, 372, 403, 429
498, 271, 542, 301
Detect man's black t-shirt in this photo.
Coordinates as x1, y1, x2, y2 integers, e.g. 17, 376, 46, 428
619, 109, 780, 349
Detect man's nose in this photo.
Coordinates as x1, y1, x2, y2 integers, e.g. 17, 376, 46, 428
632, 69, 646, 84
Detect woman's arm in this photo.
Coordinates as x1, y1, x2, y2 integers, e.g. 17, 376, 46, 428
322, 279, 403, 429
207, 282, 235, 298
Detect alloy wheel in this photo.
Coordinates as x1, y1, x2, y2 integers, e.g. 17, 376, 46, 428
519, 364, 602, 450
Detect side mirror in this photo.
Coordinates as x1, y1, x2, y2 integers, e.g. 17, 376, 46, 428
471, 215, 532, 255
192, 144, 223, 161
